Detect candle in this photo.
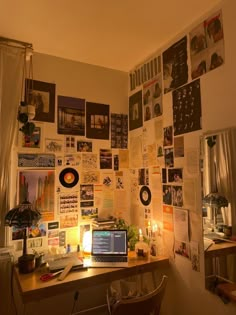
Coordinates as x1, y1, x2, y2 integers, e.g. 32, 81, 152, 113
148, 221, 151, 238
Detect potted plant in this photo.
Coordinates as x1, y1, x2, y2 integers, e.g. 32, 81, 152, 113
115, 218, 149, 251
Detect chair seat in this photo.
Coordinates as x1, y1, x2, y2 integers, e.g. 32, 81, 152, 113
107, 275, 168, 315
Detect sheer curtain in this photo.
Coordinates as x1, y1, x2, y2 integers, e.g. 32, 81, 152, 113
214, 127, 236, 282
0, 43, 25, 246
215, 127, 236, 235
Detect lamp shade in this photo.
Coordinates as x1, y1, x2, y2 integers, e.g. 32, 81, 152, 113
202, 192, 228, 208
5, 200, 41, 228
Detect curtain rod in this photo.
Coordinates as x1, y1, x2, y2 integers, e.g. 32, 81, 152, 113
0, 36, 33, 49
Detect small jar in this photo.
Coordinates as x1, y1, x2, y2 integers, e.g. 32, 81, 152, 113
223, 225, 232, 238
135, 235, 149, 259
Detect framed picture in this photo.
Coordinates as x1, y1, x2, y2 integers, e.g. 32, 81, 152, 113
25, 79, 56, 122
22, 126, 41, 149
18, 170, 55, 221
57, 96, 85, 136
129, 89, 143, 131
18, 122, 44, 151
86, 102, 110, 140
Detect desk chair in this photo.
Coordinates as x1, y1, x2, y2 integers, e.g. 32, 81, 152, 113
106, 275, 168, 315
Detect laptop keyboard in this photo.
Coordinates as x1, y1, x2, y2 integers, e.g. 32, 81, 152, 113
92, 256, 127, 263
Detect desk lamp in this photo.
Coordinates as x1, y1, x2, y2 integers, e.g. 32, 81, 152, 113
5, 200, 41, 273
202, 192, 228, 232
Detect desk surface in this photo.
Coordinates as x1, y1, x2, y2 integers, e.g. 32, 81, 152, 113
14, 255, 169, 303
205, 241, 236, 258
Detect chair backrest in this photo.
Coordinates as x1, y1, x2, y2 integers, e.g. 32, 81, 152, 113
107, 275, 168, 315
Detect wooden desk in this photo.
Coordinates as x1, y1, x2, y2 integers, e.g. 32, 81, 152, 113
205, 241, 236, 293
205, 241, 236, 258
14, 255, 169, 304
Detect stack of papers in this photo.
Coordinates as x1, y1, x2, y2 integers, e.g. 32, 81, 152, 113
204, 237, 214, 251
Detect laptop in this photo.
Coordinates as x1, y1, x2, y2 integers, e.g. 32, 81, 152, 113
90, 229, 128, 268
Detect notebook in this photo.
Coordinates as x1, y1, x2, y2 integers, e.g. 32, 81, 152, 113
47, 254, 84, 272
90, 229, 128, 268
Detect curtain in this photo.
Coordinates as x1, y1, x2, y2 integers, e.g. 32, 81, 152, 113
0, 44, 24, 246
215, 127, 236, 235
203, 128, 236, 282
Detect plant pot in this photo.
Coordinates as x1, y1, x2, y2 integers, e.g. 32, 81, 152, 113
18, 254, 35, 274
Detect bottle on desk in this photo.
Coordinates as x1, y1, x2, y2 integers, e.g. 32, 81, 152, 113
135, 230, 149, 259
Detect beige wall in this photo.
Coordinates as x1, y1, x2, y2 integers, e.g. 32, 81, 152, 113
159, 1, 236, 314
33, 53, 128, 114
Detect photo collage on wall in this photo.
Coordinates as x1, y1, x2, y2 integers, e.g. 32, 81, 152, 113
14, 76, 131, 251
127, 8, 224, 270
190, 10, 224, 79
162, 124, 184, 209
12, 9, 225, 261
162, 36, 188, 94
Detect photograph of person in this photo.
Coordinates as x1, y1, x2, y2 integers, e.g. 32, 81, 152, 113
129, 90, 143, 131
172, 186, 183, 207
163, 185, 172, 205
168, 168, 183, 183
164, 148, 174, 167
205, 11, 224, 46
189, 23, 207, 56
144, 105, 151, 121
191, 59, 207, 79
163, 126, 173, 146
209, 51, 224, 70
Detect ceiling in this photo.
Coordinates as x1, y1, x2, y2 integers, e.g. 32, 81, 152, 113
1, 0, 221, 72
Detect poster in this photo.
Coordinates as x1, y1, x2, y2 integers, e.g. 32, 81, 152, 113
18, 170, 55, 221
129, 90, 143, 131
190, 10, 224, 79
162, 36, 188, 94
111, 113, 128, 148
173, 79, 202, 136
57, 96, 85, 136
86, 102, 110, 140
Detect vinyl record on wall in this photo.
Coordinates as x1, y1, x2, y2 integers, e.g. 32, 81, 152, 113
59, 168, 79, 188
139, 185, 151, 206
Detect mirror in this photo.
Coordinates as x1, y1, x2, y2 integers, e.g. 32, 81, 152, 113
202, 127, 236, 299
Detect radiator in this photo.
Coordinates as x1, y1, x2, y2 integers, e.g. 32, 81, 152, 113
0, 249, 14, 315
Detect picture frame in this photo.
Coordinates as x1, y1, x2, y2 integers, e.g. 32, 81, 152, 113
129, 89, 143, 131
18, 122, 44, 152
86, 102, 110, 140
57, 96, 85, 136
25, 79, 56, 122
18, 169, 55, 221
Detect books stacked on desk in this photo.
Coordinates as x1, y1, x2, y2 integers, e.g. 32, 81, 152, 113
92, 217, 116, 230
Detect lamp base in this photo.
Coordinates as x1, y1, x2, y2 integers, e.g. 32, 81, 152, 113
18, 254, 35, 274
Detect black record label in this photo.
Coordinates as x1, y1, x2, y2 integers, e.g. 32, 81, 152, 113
140, 185, 151, 206
59, 168, 79, 188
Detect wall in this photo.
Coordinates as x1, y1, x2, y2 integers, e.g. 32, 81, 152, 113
10, 54, 129, 315
146, 0, 236, 314
174, 0, 236, 313
9, 52, 129, 253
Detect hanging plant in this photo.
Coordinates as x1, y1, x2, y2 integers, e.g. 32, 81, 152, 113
19, 121, 35, 136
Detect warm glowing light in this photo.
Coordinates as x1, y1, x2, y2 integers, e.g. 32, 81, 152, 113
82, 230, 92, 256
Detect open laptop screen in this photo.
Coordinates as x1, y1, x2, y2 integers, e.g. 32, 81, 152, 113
91, 229, 128, 256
